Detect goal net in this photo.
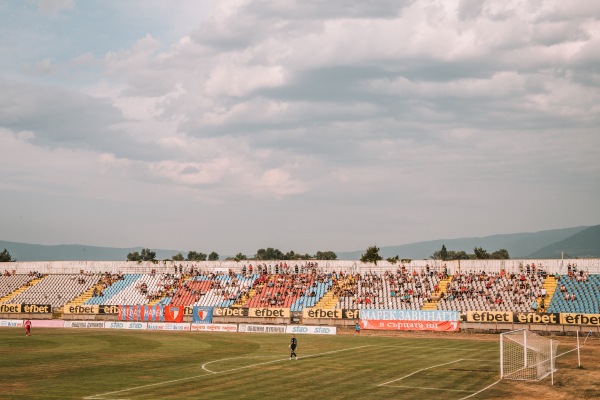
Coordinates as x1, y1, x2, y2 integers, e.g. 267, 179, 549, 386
500, 329, 558, 381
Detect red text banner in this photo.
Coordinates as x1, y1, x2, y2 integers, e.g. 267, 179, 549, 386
360, 319, 459, 332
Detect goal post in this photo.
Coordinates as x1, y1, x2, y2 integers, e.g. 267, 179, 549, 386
500, 329, 558, 383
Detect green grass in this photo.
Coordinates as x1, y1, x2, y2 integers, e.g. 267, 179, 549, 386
0, 328, 594, 399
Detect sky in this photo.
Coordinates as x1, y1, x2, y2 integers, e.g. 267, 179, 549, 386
0, 0, 599, 256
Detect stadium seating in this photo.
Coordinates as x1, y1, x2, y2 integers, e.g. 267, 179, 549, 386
1, 267, 599, 315
547, 274, 600, 314
6, 274, 98, 308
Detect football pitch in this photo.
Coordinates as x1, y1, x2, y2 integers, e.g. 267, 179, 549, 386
1, 328, 598, 399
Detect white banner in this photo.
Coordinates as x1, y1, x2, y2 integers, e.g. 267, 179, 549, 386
64, 321, 105, 329
190, 323, 238, 332
285, 325, 337, 335
239, 324, 286, 334
0, 319, 24, 327
104, 321, 148, 330
147, 322, 190, 331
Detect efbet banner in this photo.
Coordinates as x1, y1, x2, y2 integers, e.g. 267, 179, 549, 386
192, 306, 213, 324
119, 305, 164, 321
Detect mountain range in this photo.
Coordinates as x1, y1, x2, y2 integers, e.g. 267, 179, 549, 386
1, 225, 598, 262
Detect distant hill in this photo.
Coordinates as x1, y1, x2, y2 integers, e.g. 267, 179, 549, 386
0, 225, 595, 261
526, 225, 600, 258
335, 226, 590, 260
0, 241, 184, 262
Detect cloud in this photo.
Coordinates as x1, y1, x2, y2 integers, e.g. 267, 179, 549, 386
37, 0, 75, 16
1, 0, 599, 252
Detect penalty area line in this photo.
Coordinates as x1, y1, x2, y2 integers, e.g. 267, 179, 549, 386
85, 344, 373, 400
384, 385, 474, 393
203, 344, 373, 374
377, 359, 464, 387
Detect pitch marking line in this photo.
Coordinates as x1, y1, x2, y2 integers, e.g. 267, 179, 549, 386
377, 345, 498, 353
385, 385, 473, 393
458, 379, 502, 400
84, 345, 373, 400
377, 358, 464, 387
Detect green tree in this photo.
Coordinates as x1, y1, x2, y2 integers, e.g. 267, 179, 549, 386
386, 255, 400, 264
172, 253, 185, 261
255, 247, 285, 260
448, 250, 470, 260
491, 249, 510, 259
234, 252, 247, 261
187, 251, 207, 261
360, 245, 382, 264
431, 244, 449, 260
208, 251, 219, 261
473, 247, 490, 260
127, 251, 142, 261
140, 248, 156, 261
315, 251, 337, 260
0, 249, 15, 262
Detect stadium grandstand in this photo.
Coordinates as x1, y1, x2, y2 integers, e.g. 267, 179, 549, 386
1, 259, 599, 322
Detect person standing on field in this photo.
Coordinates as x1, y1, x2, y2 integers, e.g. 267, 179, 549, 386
24, 319, 32, 336
289, 334, 298, 360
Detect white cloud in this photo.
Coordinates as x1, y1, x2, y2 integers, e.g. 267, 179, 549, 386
1, 0, 599, 252
37, 0, 75, 16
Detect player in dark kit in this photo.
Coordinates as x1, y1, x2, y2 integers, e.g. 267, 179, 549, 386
289, 334, 298, 360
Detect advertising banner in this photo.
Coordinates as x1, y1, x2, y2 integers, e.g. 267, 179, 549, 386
360, 319, 460, 332
285, 325, 337, 335
0, 304, 22, 313
98, 305, 120, 315
147, 322, 190, 331
302, 309, 359, 319
192, 306, 213, 324
238, 324, 286, 333
560, 313, 600, 326
141, 305, 163, 322
466, 311, 514, 323
31, 320, 65, 328
190, 323, 238, 332
466, 311, 561, 324
248, 308, 290, 318
64, 305, 99, 314
0, 319, 24, 327
213, 307, 249, 317
360, 309, 459, 321
104, 321, 148, 330
0, 304, 52, 314
64, 321, 105, 329
164, 306, 185, 322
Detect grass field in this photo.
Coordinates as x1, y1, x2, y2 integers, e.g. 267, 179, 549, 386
0, 328, 598, 399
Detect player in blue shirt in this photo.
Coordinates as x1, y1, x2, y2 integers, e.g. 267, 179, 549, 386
289, 334, 298, 360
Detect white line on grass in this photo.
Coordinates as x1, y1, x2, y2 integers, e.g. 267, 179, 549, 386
85, 345, 373, 400
377, 359, 464, 387
385, 385, 474, 393
458, 379, 502, 400
202, 345, 373, 374
377, 345, 497, 352
457, 341, 588, 400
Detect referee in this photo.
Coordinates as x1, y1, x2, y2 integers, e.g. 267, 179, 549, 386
289, 334, 298, 360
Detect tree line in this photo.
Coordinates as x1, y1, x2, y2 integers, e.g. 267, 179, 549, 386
0, 244, 509, 264
358, 245, 511, 265
126, 247, 338, 262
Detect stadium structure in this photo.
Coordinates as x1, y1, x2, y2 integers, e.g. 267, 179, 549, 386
1, 258, 598, 336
